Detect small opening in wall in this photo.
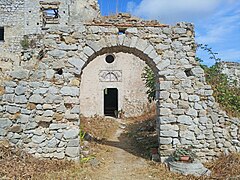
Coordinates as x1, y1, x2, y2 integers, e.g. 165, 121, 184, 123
29, 10, 31, 13
43, 9, 59, 23
0, 27, 4, 41
105, 54, 115, 64
55, 68, 63, 75
40, 2, 60, 25
118, 28, 126, 35
185, 69, 193, 77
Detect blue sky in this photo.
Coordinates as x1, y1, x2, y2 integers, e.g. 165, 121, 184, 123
98, 0, 240, 66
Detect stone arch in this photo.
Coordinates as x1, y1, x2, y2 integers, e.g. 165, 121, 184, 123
80, 36, 162, 75
78, 36, 163, 118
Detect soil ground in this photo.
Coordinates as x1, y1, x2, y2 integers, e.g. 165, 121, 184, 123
1, 113, 240, 179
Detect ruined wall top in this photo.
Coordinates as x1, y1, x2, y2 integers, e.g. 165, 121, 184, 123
91, 13, 169, 27
220, 61, 240, 87
0, 0, 100, 33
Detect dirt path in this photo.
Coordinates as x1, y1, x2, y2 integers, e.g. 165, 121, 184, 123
86, 119, 160, 180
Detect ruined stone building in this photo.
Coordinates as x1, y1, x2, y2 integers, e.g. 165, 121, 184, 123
0, 0, 239, 162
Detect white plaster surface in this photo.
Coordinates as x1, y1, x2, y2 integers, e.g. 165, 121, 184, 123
80, 52, 150, 117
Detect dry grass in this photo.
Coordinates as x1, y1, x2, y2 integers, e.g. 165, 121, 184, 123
0, 142, 74, 179
1, 112, 240, 179
206, 153, 240, 179
80, 115, 119, 140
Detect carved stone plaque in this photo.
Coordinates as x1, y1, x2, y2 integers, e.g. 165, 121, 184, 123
99, 70, 122, 82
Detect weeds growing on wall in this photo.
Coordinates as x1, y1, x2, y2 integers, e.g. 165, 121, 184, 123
141, 44, 240, 118
197, 44, 240, 118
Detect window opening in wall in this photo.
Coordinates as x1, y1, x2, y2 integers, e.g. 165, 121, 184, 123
105, 54, 115, 63
185, 69, 193, 77
40, 2, 60, 25
104, 88, 118, 117
0, 27, 4, 41
55, 68, 63, 75
118, 28, 126, 35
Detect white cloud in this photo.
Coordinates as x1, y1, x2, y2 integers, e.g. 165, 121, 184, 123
127, 0, 240, 65
196, 4, 240, 44
218, 49, 240, 62
127, 0, 238, 23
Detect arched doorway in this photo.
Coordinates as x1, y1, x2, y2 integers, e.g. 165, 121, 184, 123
79, 50, 158, 118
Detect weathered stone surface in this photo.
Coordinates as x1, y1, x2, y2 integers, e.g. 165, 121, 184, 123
63, 129, 79, 139
67, 139, 79, 147
48, 50, 66, 58
60, 87, 79, 96
46, 70, 55, 79
0, 118, 12, 129
159, 137, 172, 145
160, 81, 172, 90
68, 57, 85, 71
15, 95, 27, 104
10, 69, 29, 79
65, 147, 80, 157
32, 135, 46, 144
29, 94, 44, 104
49, 123, 68, 130
6, 105, 19, 114
177, 115, 193, 125
15, 86, 27, 95
168, 161, 211, 176
9, 125, 22, 133
160, 130, 178, 137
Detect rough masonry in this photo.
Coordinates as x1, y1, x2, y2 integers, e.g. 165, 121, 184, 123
0, 0, 239, 162
220, 61, 240, 87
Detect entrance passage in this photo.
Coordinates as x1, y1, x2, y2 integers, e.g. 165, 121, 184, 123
104, 88, 118, 117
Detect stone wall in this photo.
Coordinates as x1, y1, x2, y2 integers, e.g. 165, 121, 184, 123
220, 61, 240, 87
0, 5, 239, 162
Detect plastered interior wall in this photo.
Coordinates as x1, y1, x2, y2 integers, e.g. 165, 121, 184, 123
80, 52, 150, 117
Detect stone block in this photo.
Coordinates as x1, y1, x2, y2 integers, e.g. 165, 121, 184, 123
65, 147, 80, 158
159, 137, 172, 145
10, 69, 29, 79
49, 123, 68, 130
32, 135, 46, 144
29, 94, 44, 104
67, 139, 80, 147
15, 86, 27, 95
177, 115, 193, 125
158, 117, 176, 124
83, 46, 94, 57
6, 105, 20, 114
160, 108, 171, 116
160, 81, 172, 90
0, 118, 12, 129
60, 87, 79, 96
15, 95, 27, 104
68, 57, 85, 71
157, 59, 171, 71
160, 130, 178, 137
48, 49, 66, 59
63, 128, 79, 139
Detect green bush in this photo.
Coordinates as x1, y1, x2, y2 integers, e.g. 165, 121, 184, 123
141, 66, 156, 102
203, 63, 240, 117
